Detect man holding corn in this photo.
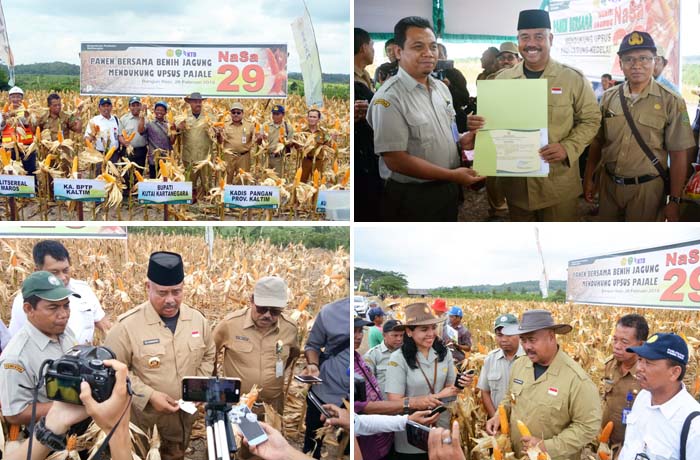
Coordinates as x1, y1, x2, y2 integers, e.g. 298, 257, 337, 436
37, 93, 83, 142
485, 309, 601, 460
177, 92, 214, 199
257, 104, 294, 176
105, 251, 216, 460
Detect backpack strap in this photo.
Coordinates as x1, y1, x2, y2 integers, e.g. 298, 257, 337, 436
681, 410, 700, 460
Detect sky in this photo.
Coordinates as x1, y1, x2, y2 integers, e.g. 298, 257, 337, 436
354, 223, 700, 288
1, 0, 350, 73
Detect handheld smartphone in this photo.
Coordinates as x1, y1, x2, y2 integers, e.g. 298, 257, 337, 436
308, 390, 331, 418
406, 420, 431, 451
455, 369, 476, 389
181, 377, 241, 404
429, 405, 447, 417
294, 375, 323, 384
236, 405, 268, 447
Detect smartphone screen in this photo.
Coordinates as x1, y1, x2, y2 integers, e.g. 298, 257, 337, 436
406, 420, 431, 451
294, 375, 323, 384
236, 406, 268, 447
429, 405, 446, 417
308, 390, 331, 418
182, 377, 241, 403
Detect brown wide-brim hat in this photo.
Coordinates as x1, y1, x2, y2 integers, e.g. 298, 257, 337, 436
404, 302, 446, 327
184, 92, 207, 102
501, 309, 572, 336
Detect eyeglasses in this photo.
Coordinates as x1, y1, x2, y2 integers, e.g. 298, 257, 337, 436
620, 56, 655, 65
255, 305, 282, 316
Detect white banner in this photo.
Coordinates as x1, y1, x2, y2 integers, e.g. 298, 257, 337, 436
291, 6, 323, 108
0, 1, 14, 86
567, 240, 700, 309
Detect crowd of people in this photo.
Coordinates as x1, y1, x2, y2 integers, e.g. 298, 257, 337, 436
354, 9, 700, 222
352, 300, 700, 460
0, 240, 350, 459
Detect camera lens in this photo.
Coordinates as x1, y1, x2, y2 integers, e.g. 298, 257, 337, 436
89, 359, 103, 369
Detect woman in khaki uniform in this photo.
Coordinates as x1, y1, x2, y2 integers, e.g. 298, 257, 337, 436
385, 303, 471, 460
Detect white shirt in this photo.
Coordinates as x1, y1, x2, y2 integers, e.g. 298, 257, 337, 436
85, 114, 120, 152
9, 279, 106, 345
354, 414, 408, 436
619, 386, 700, 460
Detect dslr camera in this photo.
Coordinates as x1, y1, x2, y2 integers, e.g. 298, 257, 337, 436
45, 345, 116, 405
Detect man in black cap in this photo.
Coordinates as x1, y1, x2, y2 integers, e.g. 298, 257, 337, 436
584, 31, 695, 222
104, 251, 216, 460
363, 319, 405, 397
470, 9, 601, 221
257, 104, 294, 175
618, 333, 700, 460
485, 309, 600, 460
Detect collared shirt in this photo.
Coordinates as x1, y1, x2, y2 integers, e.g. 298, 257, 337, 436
144, 119, 172, 164
221, 122, 254, 155
495, 59, 601, 210
363, 341, 397, 396
354, 65, 373, 90
120, 113, 148, 148
103, 301, 216, 412
9, 279, 106, 345
38, 111, 78, 141
354, 351, 392, 460
442, 322, 472, 363
263, 120, 294, 155
181, 113, 213, 164
368, 66, 460, 184
601, 357, 641, 449
0, 321, 78, 416
212, 306, 299, 407
85, 114, 120, 152
504, 349, 601, 460
597, 79, 695, 177
619, 386, 700, 460
385, 347, 456, 454
476, 344, 526, 408
304, 297, 350, 406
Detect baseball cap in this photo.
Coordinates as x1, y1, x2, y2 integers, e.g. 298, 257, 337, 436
271, 104, 285, 114
99, 97, 112, 106
618, 31, 657, 56
154, 101, 169, 110
230, 102, 244, 111
627, 332, 688, 365
354, 311, 373, 328
368, 307, 385, 321
498, 42, 519, 56
448, 306, 463, 317
22, 271, 80, 301
383, 319, 405, 333
253, 276, 288, 308
494, 313, 518, 331
128, 96, 141, 104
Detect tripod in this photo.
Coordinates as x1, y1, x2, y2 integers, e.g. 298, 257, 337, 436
205, 404, 237, 460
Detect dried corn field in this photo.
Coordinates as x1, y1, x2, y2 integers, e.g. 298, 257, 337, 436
0, 233, 350, 459
0, 92, 350, 221
382, 298, 700, 460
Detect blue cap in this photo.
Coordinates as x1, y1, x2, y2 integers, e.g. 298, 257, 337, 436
368, 307, 385, 321
627, 333, 688, 365
98, 97, 112, 106
154, 101, 169, 110
271, 104, 285, 114
354, 311, 373, 328
617, 31, 656, 56
448, 306, 463, 317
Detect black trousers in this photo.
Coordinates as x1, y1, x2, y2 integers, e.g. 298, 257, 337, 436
10, 148, 36, 175
303, 393, 325, 459
382, 179, 460, 222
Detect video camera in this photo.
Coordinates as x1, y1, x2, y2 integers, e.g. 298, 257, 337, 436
45, 345, 116, 405
431, 59, 454, 81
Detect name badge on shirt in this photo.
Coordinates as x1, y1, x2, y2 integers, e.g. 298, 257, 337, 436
143, 339, 160, 345
242, 136, 247, 143
513, 378, 524, 385
276, 359, 284, 378
451, 121, 460, 143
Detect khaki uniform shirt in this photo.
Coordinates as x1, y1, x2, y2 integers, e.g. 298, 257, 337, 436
363, 341, 396, 397
221, 122, 254, 155
385, 347, 456, 454
303, 126, 331, 159
0, 322, 78, 416
38, 111, 78, 141
182, 114, 213, 163
212, 307, 299, 411
368, 66, 460, 184
120, 113, 148, 148
504, 350, 601, 460
496, 59, 601, 210
596, 79, 695, 177
601, 356, 640, 449
263, 120, 294, 155
354, 65, 373, 90
104, 301, 216, 412
476, 344, 526, 408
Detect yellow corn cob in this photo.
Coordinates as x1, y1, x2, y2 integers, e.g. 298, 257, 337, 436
238, 168, 246, 175
2, 102, 9, 113
517, 420, 531, 437
341, 169, 350, 186
134, 170, 144, 182
498, 404, 509, 435
159, 160, 169, 178
493, 440, 503, 460
599, 421, 613, 443
22, 101, 27, 109
537, 453, 548, 460
43, 154, 57, 167
599, 452, 610, 460
293, 167, 302, 188
321, 176, 327, 185
219, 178, 225, 189
312, 169, 320, 188
0, 148, 10, 167
35, 126, 41, 141
57, 130, 64, 143
298, 297, 309, 311
246, 387, 259, 409
332, 160, 339, 175
85, 138, 94, 149
333, 118, 340, 130
99, 173, 116, 183
71, 156, 78, 175
104, 146, 117, 163
66, 434, 77, 451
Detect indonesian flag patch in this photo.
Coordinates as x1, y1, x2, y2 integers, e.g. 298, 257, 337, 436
551, 87, 562, 95
548, 387, 558, 396
192, 331, 201, 338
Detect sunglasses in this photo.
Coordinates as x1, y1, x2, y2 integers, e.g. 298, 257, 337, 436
255, 305, 282, 316
231, 110, 243, 115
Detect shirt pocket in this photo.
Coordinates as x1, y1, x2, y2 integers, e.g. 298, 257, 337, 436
548, 99, 573, 137
405, 113, 435, 145
232, 339, 254, 353
637, 112, 666, 152
138, 344, 166, 372
538, 394, 563, 429
188, 337, 206, 364
487, 368, 505, 392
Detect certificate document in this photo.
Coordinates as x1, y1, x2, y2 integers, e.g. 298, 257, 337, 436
473, 79, 549, 177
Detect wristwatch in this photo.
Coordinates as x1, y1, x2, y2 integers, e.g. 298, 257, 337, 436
35, 416, 67, 451
403, 397, 410, 414
668, 196, 682, 204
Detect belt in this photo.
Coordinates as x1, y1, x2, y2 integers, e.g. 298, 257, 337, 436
606, 169, 659, 186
